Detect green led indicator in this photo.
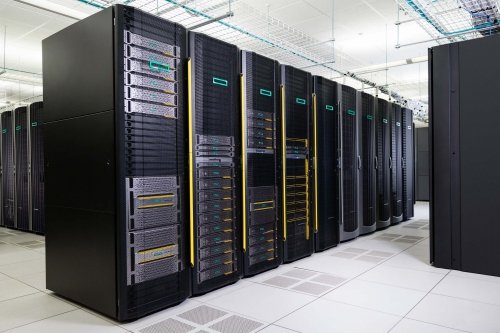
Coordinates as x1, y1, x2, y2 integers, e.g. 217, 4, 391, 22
367, 115, 373, 120
383, 118, 388, 124
15, 125, 21, 131
31, 122, 38, 127
148, 60, 170, 72
347, 109, 356, 116
325, 105, 334, 111
212, 77, 228, 87
2, 129, 6, 134
396, 122, 401, 127
260, 89, 272, 97
295, 98, 306, 105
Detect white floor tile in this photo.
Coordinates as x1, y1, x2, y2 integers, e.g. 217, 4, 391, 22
294, 255, 374, 279
432, 275, 500, 306
0, 292, 77, 331
0, 248, 44, 266
0, 258, 45, 278
449, 270, 500, 284
390, 318, 466, 333
381, 252, 450, 274
205, 283, 315, 323
15, 271, 48, 292
359, 265, 445, 292
323, 279, 426, 316
0, 277, 39, 301
276, 299, 400, 333
257, 325, 298, 333
408, 293, 500, 333
3, 309, 126, 333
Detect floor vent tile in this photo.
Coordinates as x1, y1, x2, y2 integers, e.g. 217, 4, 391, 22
209, 315, 263, 333
178, 305, 227, 325
292, 282, 332, 295
310, 274, 346, 286
140, 318, 195, 333
282, 269, 316, 279
263, 276, 301, 288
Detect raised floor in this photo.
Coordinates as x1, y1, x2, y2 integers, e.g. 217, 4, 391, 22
1, 202, 499, 333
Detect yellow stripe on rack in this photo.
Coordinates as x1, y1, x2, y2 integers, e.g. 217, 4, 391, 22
187, 58, 195, 267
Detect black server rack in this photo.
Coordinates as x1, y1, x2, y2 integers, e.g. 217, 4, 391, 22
43, 5, 189, 320
188, 32, 241, 294
280, 65, 314, 262
14, 107, 29, 231
359, 92, 376, 234
312, 76, 340, 251
30, 102, 45, 233
375, 99, 391, 229
241, 51, 281, 276
1, 111, 15, 228
390, 103, 403, 224
430, 34, 500, 277
401, 107, 414, 221
338, 84, 359, 241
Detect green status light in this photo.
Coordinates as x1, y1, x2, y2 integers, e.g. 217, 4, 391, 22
347, 109, 356, 116
367, 115, 373, 120
260, 89, 272, 97
325, 105, 334, 111
148, 60, 170, 72
295, 98, 306, 105
212, 77, 228, 87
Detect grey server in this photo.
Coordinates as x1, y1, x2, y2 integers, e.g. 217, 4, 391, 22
390, 103, 403, 224
375, 99, 391, 229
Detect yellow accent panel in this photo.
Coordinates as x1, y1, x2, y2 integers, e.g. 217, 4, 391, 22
137, 203, 173, 209
187, 58, 195, 267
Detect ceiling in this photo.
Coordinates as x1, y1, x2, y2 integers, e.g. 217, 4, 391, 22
0, 0, 448, 122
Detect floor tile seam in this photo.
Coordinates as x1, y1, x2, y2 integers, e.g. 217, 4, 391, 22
397, 317, 473, 333
355, 276, 439, 293
0, 290, 41, 304
445, 273, 500, 285
315, 298, 405, 318
0, 268, 46, 280
394, 269, 451, 331
0, 308, 78, 333
428, 290, 500, 308
256, 323, 302, 333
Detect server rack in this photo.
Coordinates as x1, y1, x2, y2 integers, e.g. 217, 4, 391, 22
14, 107, 29, 231
312, 76, 340, 251
30, 102, 45, 233
390, 103, 403, 224
338, 84, 359, 241
188, 32, 241, 294
429, 35, 500, 276
359, 92, 376, 234
1, 111, 15, 228
401, 107, 414, 221
375, 99, 391, 229
241, 51, 281, 276
43, 5, 189, 320
280, 65, 314, 262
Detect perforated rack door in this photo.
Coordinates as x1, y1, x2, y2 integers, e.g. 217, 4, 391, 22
29, 102, 45, 233
116, 5, 189, 320
391, 103, 403, 222
14, 107, 29, 231
281, 65, 313, 263
313, 76, 340, 251
242, 51, 280, 276
375, 99, 391, 226
189, 32, 241, 294
340, 85, 358, 236
402, 107, 414, 220
1, 111, 15, 228
361, 93, 376, 229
